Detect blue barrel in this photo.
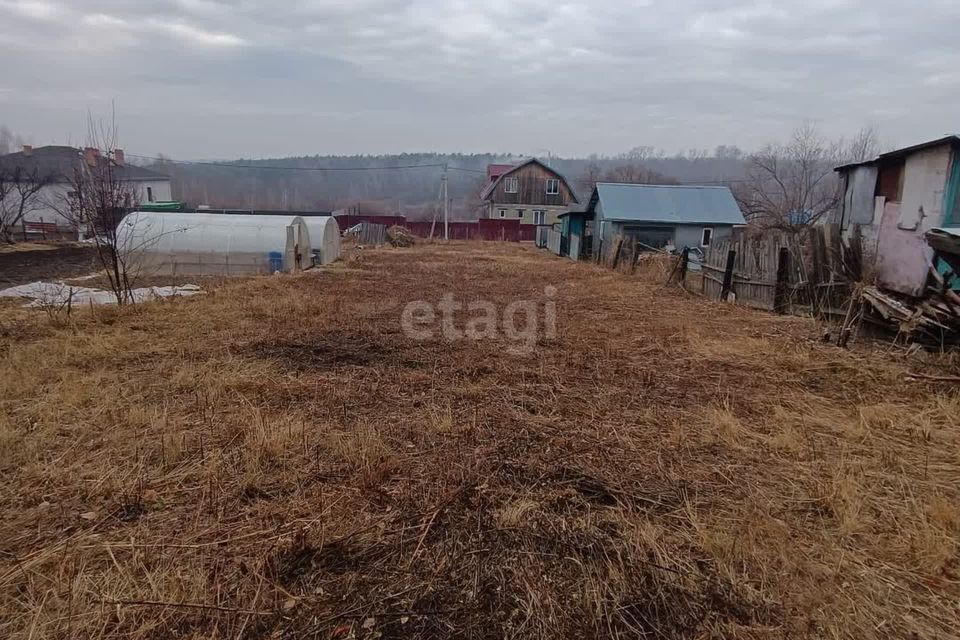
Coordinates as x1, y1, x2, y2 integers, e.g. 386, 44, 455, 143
268, 251, 283, 272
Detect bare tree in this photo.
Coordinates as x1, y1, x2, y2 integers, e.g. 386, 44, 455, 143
714, 145, 745, 160
578, 162, 678, 194
618, 146, 666, 162
577, 162, 604, 194
0, 165, 55, 243
734, 124, 884, 230
58, 114, 143, 304
843, 124, 881, 164
733, 124, 841, 229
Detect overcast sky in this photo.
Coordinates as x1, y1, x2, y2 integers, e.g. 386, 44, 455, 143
1, 0, 958, 159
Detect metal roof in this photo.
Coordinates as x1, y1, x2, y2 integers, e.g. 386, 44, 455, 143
590, 183, 745, 225
558, 202, 590, 218
0, 145, 170, 182
835, 135, 960, 172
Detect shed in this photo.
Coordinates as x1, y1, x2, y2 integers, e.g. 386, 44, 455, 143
587, 183, 745, 260
834, 136, 960, 296
116, 212, 313, 276
557, 203, 593, 260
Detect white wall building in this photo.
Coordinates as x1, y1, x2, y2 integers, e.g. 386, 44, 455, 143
0, 145, 172, 237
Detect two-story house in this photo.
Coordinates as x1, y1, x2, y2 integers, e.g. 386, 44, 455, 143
479, 159, 579, 226
0, 145, 172, 238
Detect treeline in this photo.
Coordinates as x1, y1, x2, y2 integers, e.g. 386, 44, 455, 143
143, 149, 751, 220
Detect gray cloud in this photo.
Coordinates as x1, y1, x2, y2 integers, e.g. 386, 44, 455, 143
0, 0, 957, 157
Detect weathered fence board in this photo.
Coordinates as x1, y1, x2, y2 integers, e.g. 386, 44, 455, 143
701, 224, 862, 318
345, 222, 388, 246
546, 229, 562, 256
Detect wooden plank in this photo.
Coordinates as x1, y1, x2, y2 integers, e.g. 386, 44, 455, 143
610, 235, 624, 269
700, 263, 728, 273
721, 249, 737, 301
774, 246, 790, 314
731, 278, 777, 287
678, 247, 689, 284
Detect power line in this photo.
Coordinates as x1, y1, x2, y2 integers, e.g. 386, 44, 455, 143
679, 177, 752, 185
126, 153, 486, 174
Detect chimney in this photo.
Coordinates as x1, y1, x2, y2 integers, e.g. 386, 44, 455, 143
83, 147, 99, 168
113, 149, 125, 167
22, 145, 32, 156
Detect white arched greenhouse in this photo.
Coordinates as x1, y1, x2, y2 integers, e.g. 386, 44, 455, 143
116, 212, 320, 276
300, 216, 341, 265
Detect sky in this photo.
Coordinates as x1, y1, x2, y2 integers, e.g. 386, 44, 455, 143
1, 0, 958, 159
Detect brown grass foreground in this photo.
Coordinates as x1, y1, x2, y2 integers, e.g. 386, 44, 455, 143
1, 242, 959, 639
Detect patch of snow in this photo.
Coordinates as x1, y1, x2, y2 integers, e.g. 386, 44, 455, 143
0, 281, 203, 307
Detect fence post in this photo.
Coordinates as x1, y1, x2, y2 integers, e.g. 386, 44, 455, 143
678, 247, 690, 284
774, 246, 790, 314
610, 235, 624, 269
720, 249, 736, 301
808, 228, 824, 317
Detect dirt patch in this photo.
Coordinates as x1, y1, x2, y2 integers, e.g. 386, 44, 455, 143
247, 329, 425, 371
0, 244, 98, 287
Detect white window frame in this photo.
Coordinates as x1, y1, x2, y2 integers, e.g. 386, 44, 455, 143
545, 178, 559, 195
533, 210, 546, 225
146, 186, 154, 202
498, 208, 507, 218
504, 176, 519, 193
517, 208, 525, 219
701, 227, 713, 247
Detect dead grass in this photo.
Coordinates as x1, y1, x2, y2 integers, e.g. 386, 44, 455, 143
0, 242, 958, 639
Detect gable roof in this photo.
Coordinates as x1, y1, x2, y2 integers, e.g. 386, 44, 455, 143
589, 183, 745, 225
835, 135, 960, 172
0, 146, 170, 182
479, 158, 579, 203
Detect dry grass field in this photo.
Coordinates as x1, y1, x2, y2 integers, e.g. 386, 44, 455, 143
1, 242, 959, 639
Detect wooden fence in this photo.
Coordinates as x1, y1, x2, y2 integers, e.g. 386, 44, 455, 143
701, 224, 862, 318
344, 222, 388, 246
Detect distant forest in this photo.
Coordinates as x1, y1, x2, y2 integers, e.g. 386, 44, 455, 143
141, 148, 751, 221
4, 120, 876, 227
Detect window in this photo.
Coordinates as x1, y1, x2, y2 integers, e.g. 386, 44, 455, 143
504, 177, 519, 193
498, 209, 507, 218
146, 186, 154, 202
517, 209, 525, 219
701, 228, 713, 247
545, 178, 560, 195
533, 210, 546, 225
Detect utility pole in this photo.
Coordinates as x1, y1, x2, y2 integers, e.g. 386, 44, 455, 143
429, 175, 443, 240
442, 163, 449, 240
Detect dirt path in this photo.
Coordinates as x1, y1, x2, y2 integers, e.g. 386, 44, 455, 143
0, 243, 957, 639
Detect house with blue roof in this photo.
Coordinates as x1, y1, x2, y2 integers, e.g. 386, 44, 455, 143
580, 183, 746, 261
